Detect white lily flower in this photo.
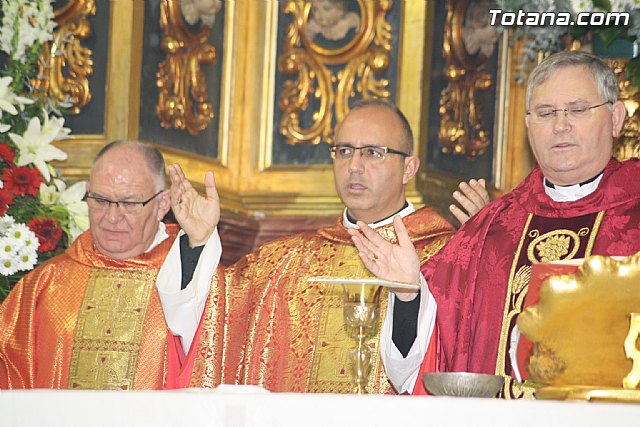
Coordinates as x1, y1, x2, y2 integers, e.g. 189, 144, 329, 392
0, 76, 34, 118
38, 181, 61, 205
42, 113, 71, 141
68, 214, 89, 242
58, 181, 89, 242
9, 116, 68, 182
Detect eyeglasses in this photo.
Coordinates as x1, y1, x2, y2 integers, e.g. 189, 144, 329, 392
330, 144, 409, 161
526, 101, 612, 123
85, 190, 164, 214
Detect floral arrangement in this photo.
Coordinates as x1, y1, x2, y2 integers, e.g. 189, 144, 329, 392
0, 0, 88, 300
497, 0, 640, 85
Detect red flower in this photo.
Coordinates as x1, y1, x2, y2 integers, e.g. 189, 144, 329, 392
2, 166, 44, 197
0, 143, 16, 164
28, 217, 63, 253
0, 188, 15, 216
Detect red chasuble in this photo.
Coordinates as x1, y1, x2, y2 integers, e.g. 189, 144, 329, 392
418, 158, 640, 398
0, 225, 178, 390
166, 207, 455, 393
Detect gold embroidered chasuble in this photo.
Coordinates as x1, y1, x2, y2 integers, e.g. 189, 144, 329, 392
0, 225, 178, 390
190, 207, 455, 393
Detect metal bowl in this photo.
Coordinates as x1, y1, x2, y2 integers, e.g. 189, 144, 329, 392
422, 372, 505, 398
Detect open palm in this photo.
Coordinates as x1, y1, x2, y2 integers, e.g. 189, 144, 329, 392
347, 215, 420, 285
168, 164, 220, 247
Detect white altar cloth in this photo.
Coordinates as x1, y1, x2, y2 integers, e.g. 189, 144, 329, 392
1, 387, 639, 427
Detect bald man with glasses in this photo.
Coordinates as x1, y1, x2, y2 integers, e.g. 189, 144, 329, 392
0, 140, 181, 390
157, 99, 490, 393
349, 51, 640, 398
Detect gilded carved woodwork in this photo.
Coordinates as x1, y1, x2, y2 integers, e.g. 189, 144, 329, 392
157, 0, 219, 136
438, 0, 499, 158
278, 0, 393, 146
610, 59, 640, 160
35, 0, 95, 114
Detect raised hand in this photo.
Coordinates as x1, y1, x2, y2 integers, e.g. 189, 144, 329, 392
450, 178, 490, 225
168, 164, 220, 247
347, 216, 421, 300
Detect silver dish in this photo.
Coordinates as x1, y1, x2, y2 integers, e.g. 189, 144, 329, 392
422, 372, 505, 398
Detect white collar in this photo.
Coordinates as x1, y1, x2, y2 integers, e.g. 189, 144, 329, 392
342, 200, 415, 229
145, 222, 170, 253
543, 174, 603, 202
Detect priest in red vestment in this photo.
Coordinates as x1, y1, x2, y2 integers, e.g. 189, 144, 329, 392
158, 100, 488, 393
0, 140, 190, 390
349, 51, 640, 398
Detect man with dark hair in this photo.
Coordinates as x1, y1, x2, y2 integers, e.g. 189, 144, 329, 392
0, 140, 191, 389
349, 51, 640, 398
158, 99, 489, 392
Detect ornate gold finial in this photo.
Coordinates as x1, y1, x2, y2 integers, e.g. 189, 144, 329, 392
438, 0, 500, 158
609, 59, 640, 160
278, 0, 393, 146
34, 0, 96, 114
157, 0, 219, 136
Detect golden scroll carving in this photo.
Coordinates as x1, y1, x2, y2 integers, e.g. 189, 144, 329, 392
439, 0, 499, 158
157, 0, 220, 136
35, 0, 95, 114
278, 0, 393, 145
610, 59, 640, 161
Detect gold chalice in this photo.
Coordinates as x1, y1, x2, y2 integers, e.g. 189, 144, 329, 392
342, 282, 383, 394
307, 277, 419, 395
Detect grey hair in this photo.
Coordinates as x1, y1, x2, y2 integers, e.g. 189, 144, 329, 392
92, 140, 167, 191
526, 50, 619, 109
341, 98, 415, 155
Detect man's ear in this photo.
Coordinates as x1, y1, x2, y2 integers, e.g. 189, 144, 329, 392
611, 100, 627, 138
156, 190, 171, 220
402, 156, 420, 185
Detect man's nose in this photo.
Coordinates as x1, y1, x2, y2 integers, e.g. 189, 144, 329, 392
106, 202, 124, 222
347, 149, 365, 173
552, 110, 572, 133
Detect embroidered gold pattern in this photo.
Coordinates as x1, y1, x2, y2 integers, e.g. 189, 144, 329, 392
191, 212, 454, 393
67, 269, 156, 390
526, 228, 589, 264
495, 212, 605, 399
309, 244, 389, 393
